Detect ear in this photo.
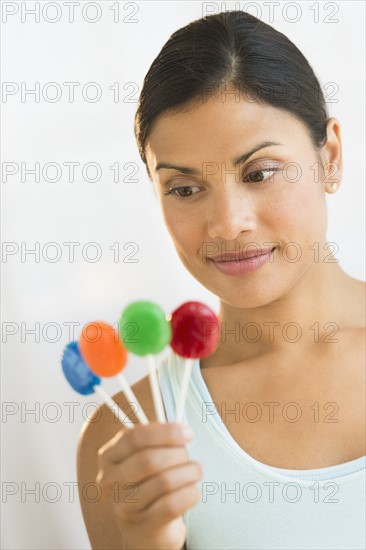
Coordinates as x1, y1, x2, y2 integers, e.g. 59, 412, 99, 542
319, 117, 343, 194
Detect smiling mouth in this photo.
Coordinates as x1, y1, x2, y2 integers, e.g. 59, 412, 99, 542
215, 253, 269, 263
207, 247, 276, 276
209, 247, 277, 263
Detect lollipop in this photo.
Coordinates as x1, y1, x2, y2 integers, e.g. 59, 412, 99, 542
79, 321, 148, 425
119, 301, 171, 423
170, 301, 220, 422
61, 341, 134, 428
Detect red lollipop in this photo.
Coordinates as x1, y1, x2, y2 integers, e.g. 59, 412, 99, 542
169, 301, 220, 421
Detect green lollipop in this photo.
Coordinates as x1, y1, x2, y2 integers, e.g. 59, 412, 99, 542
119, 300, 172, 423
119, 300, 171, 355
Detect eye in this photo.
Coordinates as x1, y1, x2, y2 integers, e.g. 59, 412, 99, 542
243, 167, 280, 184
163, 185, 201, 199
163, 165, 281, 200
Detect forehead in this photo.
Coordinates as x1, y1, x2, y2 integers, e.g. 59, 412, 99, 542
145, 95, 305, 169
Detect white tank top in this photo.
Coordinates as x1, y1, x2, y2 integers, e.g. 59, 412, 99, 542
157, 350, 366, 550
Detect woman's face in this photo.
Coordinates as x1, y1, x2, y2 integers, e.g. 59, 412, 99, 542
145, 94, 331, 308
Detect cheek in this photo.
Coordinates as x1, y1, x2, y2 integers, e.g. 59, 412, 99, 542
266, 170, 327, 253
161, 206, 200, 251
292, 168, 327, 230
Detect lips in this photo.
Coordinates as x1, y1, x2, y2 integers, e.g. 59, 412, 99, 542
209, 247, 276, 276
208, 247, 275, 262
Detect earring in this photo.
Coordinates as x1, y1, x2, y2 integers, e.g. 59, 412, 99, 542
331, 182, 337, 191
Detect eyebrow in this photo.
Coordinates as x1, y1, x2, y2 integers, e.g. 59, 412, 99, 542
155, 141, 283, 174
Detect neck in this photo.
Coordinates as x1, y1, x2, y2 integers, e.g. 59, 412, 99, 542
208, 261, 358, 366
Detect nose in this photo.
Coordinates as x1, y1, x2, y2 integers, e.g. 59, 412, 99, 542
206, 186, 257, 240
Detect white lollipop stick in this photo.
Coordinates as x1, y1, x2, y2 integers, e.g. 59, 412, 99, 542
116, 372, 149, 425
175, 358, 194, 423
94, 385, 134, 428
147, 354, 166, 423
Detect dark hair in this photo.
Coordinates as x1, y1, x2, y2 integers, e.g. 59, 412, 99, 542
134, 10, 329, 180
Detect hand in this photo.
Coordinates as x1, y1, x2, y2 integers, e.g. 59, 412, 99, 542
96, 421, 203, 550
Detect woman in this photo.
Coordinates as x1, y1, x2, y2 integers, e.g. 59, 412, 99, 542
77, 11, 365, 550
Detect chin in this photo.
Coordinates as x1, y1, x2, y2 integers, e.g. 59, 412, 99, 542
190, 272, 279, 308
217, 289, 279, 310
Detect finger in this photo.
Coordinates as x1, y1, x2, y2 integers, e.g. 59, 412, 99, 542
121, 446, 190, 483
111, 461, 203, 516
99, 445, 189, 491
143, 482, 202, 528
98, 422, 193, 465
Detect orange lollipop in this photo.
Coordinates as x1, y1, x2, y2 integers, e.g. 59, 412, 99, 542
79, 321, 149, 425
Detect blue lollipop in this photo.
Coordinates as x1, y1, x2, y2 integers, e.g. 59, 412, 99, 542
62, 341, 100, 395
61, 341, 134, 428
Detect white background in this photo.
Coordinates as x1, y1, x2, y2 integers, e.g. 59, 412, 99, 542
1, 1, 365, 548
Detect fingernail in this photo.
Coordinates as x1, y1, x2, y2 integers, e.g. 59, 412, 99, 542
180, 424, 194, 439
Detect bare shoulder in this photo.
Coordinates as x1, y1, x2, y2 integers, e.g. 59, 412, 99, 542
76, 374, 159, 549
355, 278, 366, 299
349, 277, 365, 326
339, 276, 365, 336
350, 278, 365, 339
